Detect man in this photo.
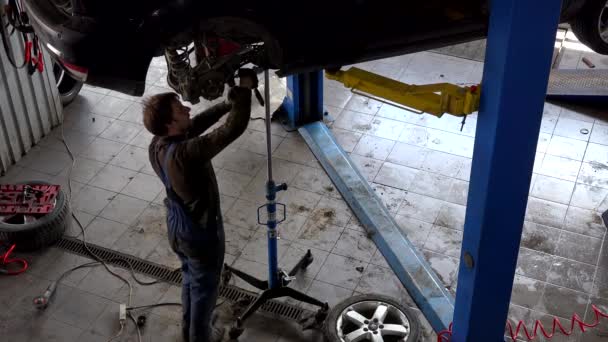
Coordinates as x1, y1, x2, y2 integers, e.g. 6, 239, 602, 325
143, 71, 256, 342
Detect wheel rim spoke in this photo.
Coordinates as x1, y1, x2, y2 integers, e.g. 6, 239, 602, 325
344, 309, 368, 327
601, 27, 608, 41
345, 328, 369, 342
372, 304, 389, 323
381, 324, 409, 337
371, 333, 385, 342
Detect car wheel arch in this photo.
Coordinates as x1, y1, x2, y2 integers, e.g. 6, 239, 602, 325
198, 16, 283, 68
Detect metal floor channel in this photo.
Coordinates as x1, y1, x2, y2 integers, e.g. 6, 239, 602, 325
55, 236, 310, 322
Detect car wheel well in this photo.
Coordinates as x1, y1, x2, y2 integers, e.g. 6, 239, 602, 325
198, 16, 283, 69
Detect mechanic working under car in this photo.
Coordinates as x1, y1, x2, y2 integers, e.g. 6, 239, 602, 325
142, 69, 257, 342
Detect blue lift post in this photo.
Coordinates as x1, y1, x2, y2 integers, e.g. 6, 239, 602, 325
280, 0, 562, 339
452, 0, 563, 340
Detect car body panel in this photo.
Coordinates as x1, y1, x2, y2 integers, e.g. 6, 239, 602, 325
23, 0, 586, 96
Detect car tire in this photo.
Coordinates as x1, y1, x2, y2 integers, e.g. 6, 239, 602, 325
0, 181, 70, 252
323, 293, 420, 342
53, 60, 83, 106
571, 0, 608, 55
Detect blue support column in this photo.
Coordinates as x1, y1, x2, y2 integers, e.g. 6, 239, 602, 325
452, 0, 562, 341
277, 71, 324, 128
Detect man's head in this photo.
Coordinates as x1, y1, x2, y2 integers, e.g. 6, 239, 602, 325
142, 92, 192, 136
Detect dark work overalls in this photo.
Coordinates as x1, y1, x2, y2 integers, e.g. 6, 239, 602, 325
157, 142, 226, 342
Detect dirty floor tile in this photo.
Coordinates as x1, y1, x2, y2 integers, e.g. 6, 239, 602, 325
409, 170, 454, 200
370, 183, 407, 215
435, 202, 467, 231
112, 227, 163, 259
546, 257, 595, 293
530, 175, 575, 205
584, 143, 608, 167
99, 120, 141, 144
296, 222, 344, 252
394, 215, 433, 247
316, 253, 367, 290
84, 217, 130, 249
510, 275, 546, 309
520, 221, 561, 254
121, 172, 163, 201
554, 117, 593, 142
72, 185, 116, 215
515, 248, 554, 282
591, 122, 608, 146
578, 161, 608, 189
355, 266, 415, 307
353, 134, 396, 160
329, 128, 362, 153
98, 194, 148, 226
79, 137, 125, 163
420, 150, 469, 178
563, 206, 606, 238
424, 225, 463, 258
446, 179, 469, 206
374, 162, 419, 190
535, 283, 589, 318
538, 154, 582, 182
397, 192, 444, 224
525, 197, 568, 229
555, 230, 602, 265
332, 228, 376, 263
423, 250, 459, 293
350, 154, 383, 182
386, 142, 428, 169
303, 280, 353, 311
569, 183, 608, 210
546, 135, 588, 161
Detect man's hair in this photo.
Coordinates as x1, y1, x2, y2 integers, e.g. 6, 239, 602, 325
142, 92, 179, 136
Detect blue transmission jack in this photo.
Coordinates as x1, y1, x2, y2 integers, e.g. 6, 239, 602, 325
224, 70, 329, 339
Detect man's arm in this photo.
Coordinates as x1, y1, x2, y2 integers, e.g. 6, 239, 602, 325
179, 86, 252, 161
188, 101, 232, 137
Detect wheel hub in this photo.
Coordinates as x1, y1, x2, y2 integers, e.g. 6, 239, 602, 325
336, 301, 410, 342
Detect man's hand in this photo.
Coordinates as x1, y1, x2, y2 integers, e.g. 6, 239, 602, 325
237, 68, 258, 90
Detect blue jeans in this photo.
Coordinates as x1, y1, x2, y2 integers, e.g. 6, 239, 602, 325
167, 204, 225, 342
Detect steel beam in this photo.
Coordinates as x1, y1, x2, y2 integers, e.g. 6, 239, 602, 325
452, 0, 563, 341
300, 122, 454, 331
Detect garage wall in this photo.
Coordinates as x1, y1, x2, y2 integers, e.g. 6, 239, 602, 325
0, 29, 63, 175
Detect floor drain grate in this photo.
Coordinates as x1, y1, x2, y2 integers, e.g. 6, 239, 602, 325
55, 236, 311, 321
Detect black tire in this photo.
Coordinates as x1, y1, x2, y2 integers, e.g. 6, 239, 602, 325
323, 294, 420, 342
53, 60, 84, 107
0, 181, 70, 251
571, 0, 608, 55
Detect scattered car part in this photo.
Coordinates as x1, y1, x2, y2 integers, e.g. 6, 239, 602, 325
0, 181, 69, 251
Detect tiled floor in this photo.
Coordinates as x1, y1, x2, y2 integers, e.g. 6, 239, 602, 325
2, 35, 608, 342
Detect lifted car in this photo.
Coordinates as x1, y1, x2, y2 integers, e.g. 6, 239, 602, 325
22, 0, 608, 104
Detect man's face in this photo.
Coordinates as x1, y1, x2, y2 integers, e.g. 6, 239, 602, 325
169, 100, 192, 134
